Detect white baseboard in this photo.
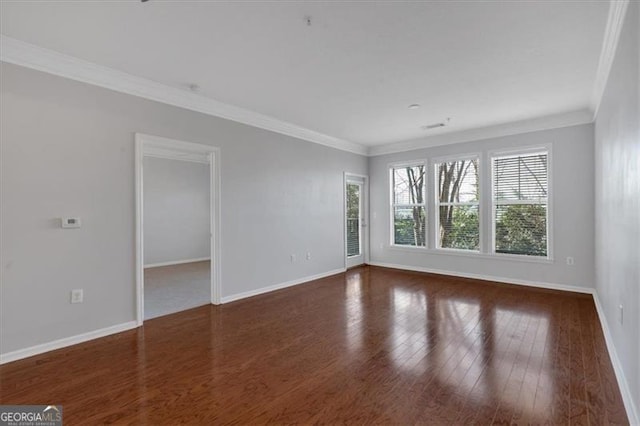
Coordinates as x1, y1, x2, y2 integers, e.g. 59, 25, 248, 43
144, 257, 210, 268
221, 268, 346, 304
592, 293, 640, 425
0, 321, 138, 365
367, 261, 594, 294
0, 268, 346, 365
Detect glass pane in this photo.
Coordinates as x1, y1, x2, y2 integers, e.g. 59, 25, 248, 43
495, 204, 547, 256
394, 206, 426, 246
347, 183, 360, 257
393, 166, 425, 205
439, 205, 479, 250
494, 154, 548, 201
437, 159, 479, 203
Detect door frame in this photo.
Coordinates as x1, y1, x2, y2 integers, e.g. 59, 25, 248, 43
135, 133, 221, 326
344, 172, 369, 268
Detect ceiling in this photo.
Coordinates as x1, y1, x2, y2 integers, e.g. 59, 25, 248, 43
1, 1, 609, 150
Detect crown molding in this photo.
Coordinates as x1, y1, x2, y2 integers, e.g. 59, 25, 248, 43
0, 35, 368, 156
591, 0, 630, 119
368, 109, 594, 156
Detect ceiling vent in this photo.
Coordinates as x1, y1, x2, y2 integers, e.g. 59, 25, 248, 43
421, 118, 451, 130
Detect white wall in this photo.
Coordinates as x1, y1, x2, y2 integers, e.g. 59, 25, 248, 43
0, 63, 367, 355
594, 1, 640, 417
368, 124, 595, 290
143, 157, 210, 266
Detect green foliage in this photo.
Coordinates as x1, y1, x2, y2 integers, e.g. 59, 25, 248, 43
495, 204, 547, 256
440, 206, 479, 250
346, 184, 361, 256
347, 184, 359, 219
394, 206, 426, 246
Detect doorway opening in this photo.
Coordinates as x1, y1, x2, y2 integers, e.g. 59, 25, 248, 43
345, 173, 369, 269
135, 134, 220, 325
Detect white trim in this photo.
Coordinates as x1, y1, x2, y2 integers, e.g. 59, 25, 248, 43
135, 133, 222, 326
0, 321, 137, 365
0, 34, 603, 157
591, 0, 630, 119
0, 35, 367, 156
144, 257, 211, 269
143, 147, 210, 164
386, 244, 554, 264
135, 138, 144, 326
221, 268, 346, 304
368, 261, 592, 294
592, 293, 640, 425
369, 110, 593, 156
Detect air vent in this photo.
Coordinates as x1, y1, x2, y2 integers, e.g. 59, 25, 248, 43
421, 117, 451, 130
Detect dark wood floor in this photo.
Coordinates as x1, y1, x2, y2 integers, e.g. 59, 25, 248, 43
0, 266, 628, 425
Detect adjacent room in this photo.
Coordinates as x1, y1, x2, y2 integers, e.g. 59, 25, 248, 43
142, 154, 212, 320
1, 1, 638, 424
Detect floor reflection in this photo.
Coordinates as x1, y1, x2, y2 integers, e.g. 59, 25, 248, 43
344, 271, 364, 353
390, 287, 428, 373
343, 268, 555, 421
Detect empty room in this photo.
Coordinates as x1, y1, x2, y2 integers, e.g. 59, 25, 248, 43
0, 1, 638, 425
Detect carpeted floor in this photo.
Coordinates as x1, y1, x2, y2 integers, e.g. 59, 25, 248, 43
144, 261, 211, 320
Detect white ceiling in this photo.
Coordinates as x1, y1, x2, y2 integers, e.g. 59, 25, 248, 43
1, 1, 609, 149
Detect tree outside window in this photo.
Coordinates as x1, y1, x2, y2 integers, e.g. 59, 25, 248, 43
392, 165, 426, 247
437, 158, 479, 250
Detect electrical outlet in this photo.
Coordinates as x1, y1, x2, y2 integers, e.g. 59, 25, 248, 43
290, 254, 296, 263
71, 289, 83, 304
619, 304, 623, 325
306, 252, 311, 261
566, 257, 574, 266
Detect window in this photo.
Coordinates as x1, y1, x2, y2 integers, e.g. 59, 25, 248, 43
492, 150, 549, 257
346, 183, 361, 257
435, 157, 479, 250
391, 164, 426, 247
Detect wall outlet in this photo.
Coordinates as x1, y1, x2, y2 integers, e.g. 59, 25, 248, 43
306, 252, 311, 261
619, 304, 623, 325
71, 289, 83, 304
566, 256, 574, 266
290, 254, 296, 263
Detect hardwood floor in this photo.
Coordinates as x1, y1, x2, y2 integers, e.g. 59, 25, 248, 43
0, 266, 628, 425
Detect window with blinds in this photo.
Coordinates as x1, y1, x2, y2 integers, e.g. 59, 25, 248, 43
391, 164, 426, 247
436, 158, 479, 250
492, 151, 548, 257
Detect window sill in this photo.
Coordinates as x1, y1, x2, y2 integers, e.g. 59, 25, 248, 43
388, 245, 554, 264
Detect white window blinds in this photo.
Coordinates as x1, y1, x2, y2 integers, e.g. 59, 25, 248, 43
492, 152, 548, 257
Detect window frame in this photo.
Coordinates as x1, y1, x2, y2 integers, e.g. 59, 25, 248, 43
433, 153, 481, 253
389, 160, 428, 249
489, 145, 553, 260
